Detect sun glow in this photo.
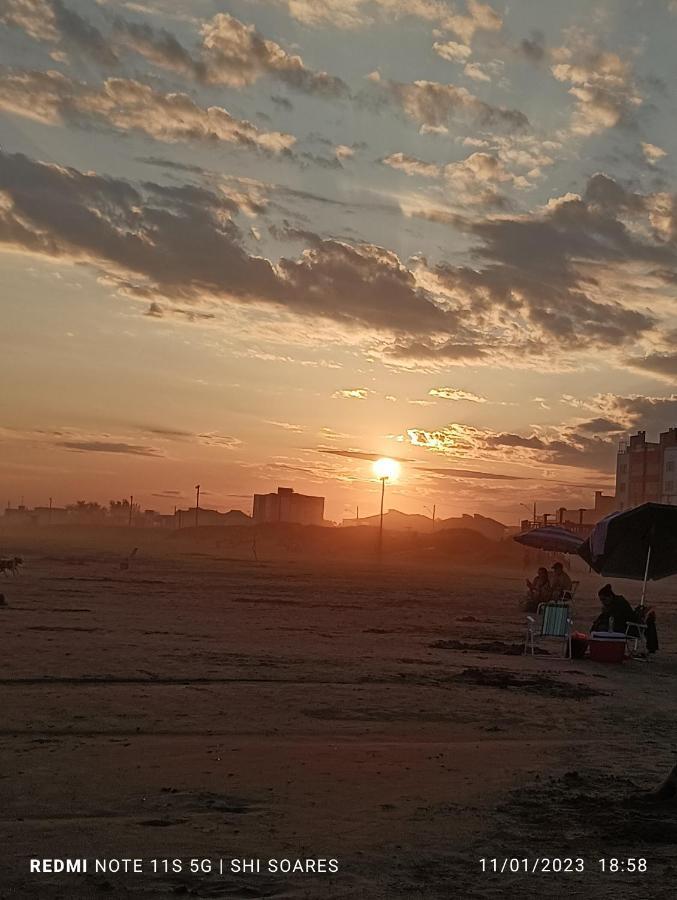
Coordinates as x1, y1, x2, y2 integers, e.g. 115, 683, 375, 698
373, 457, 400, 481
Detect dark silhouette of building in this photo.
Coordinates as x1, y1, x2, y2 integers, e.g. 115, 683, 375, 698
615, 428, 677, 509
253, 487, 324, 526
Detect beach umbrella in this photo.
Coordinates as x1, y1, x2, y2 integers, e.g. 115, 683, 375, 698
513, 525, 584, 554
578, 502, 677, 605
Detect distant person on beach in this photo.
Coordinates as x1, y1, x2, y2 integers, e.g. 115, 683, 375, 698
549, 561, 573, 600
592, 584, 635, 633
525, 567, 550, 611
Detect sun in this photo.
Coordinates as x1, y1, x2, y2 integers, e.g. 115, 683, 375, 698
373, 457, 400, 481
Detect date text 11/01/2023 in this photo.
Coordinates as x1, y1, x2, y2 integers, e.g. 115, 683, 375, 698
479, 858, 648, 874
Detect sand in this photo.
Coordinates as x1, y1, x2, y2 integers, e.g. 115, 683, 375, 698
2, 529, 677, 898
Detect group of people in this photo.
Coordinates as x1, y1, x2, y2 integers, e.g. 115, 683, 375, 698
524, 561, 573, 611
524, 566, 659, 653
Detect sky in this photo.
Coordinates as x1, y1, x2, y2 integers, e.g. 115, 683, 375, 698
1, 0, 677, 524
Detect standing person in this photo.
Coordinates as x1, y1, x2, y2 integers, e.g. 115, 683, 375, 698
550, 561, 573, 601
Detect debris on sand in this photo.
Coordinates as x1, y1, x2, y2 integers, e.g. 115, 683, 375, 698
452, 667, 603, 699
430, 639, 549, 656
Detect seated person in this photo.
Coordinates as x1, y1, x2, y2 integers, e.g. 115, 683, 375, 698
525, 567, 550, 611
592, 584, 635, 633
549, 561, 573, 601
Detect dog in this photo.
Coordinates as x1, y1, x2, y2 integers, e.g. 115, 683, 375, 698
0, 556, 23, 576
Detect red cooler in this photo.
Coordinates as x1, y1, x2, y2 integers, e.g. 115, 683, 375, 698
589, 631, 626, 663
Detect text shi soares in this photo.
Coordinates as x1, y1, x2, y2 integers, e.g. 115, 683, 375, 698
31, 859, 340, 875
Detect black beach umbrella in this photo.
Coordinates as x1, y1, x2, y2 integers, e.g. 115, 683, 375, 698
578, 502, 677, 605
514, 525, 583, 555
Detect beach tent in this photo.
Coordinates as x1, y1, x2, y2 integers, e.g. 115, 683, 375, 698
578, 502, 677, 606
513, 525, 584, 555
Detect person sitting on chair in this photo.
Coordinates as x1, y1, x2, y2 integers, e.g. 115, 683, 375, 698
549, 561, 573, 601
525, 567, 550, 611
592, 584, 635, 633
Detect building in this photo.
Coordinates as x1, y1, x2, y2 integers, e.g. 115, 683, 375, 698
554, 491, 617, 527
253, 487, 324, 526
615, 428, 677, 510
173, 508, 251, 528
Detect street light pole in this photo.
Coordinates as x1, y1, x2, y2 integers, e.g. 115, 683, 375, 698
378, 476, 387, 557
195, 484, 200, 528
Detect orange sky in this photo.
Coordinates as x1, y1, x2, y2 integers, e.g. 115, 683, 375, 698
2, 0, 677, 522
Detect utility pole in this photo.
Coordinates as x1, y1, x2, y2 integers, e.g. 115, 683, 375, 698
432, 504, 436, 531
378, 477, 386, 557
128, 495, 134, 527
195, 484, 200, 527
49, 496, 53, 525
533, 501, 537, 527
356, 505, 359, 522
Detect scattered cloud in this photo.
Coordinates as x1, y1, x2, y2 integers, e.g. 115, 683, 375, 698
0, 0, 118, 64
627, 352, 677, 379
57, 440, 163, 456
0, 69, 296, 152
373, 75, 529, 132
332, 388, 371, 400
550, 31, 642, 135
113, 12, 348, 97
433, 40, 472, 63
429, 388, 487, 402
642, 142, 667, 165
197, 432, 241, 448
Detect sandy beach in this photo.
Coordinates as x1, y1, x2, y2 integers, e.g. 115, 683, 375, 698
2, 530, 677, 899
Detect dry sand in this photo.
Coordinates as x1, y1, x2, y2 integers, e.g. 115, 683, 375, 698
2, 529, 677, 898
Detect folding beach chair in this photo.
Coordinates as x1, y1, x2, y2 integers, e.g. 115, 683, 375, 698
625, 621, 647, 656
524, 602, 573, 658
558, 580, 579, 603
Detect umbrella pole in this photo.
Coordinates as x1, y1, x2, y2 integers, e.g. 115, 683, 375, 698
640, 545, 651, 608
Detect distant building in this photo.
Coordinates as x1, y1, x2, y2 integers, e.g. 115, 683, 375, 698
554, 491, 617, 527
615, 428, 677, 509
253, 487, 325, 526
173, 508, 251, 527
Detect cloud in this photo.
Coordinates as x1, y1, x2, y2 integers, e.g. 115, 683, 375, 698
2, 152, 672, 368
405, 422, 619, 474
57, 440, 163, 456
426, 175, 672, 349
1, 151, 467, 344
517, 30, 546, 64
332, 388, 371, 400
317, 448, 413, 462
429, 388, 487, 402
550, 32, 641, 136
433, 40, 472, 63
642, 142, 667, 165
374, 76, 529, 132
627, 352, 677, 379
268, 420, 305, 431
272, 0, 501, 38
442, 0, 502, 44
463, 62, 491, 82
422, 466, 523, 480
382, 152, 440, 179
0, 68, 296, 152
384, 141, 553, 204
197, 432, 241, 447
113, 12, 348, 97
0, 0, 118, 65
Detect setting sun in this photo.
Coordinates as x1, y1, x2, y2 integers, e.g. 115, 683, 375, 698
373, 457, 400, 481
